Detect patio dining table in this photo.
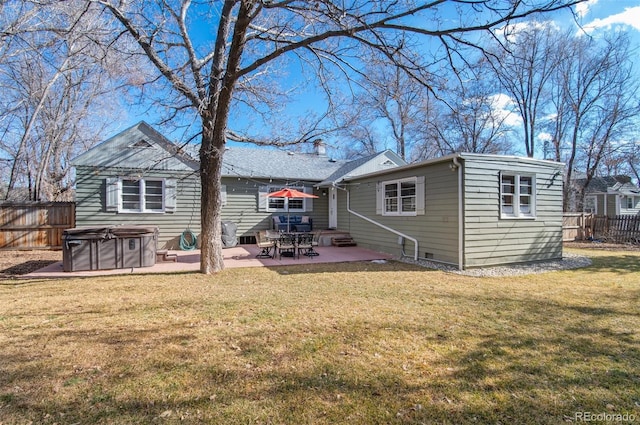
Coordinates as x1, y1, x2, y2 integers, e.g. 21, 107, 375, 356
266, 230, 319, 258
265, 230, 311, 241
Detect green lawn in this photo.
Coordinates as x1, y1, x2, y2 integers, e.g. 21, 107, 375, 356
0, 249, 638, 424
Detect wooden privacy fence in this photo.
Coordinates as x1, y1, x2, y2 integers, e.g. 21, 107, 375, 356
563, 213, 640, 244
591, 215, 640, 244
0, 202, 75, 250
563, 213, 592, 242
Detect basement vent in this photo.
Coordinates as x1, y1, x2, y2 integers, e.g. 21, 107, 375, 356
424, 252, 434, 259
240, 235, 255, 245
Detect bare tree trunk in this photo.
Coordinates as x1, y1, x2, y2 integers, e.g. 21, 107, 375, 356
90, 0, 582, 274
4, 56, 69, 200
198, 0, 252, 273
199, 117, 225, 274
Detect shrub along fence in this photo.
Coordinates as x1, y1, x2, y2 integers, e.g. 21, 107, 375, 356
0, 202, 75, 250
563, 213, 640, 244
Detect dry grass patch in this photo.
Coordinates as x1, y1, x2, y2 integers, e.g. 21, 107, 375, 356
1, 252, 639, 424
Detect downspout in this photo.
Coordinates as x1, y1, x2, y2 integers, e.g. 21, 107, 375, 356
452, 156, 464, 271
336, 184, 419, 261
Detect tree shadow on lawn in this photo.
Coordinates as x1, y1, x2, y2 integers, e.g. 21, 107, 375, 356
581, 254, 640, 274
230, 294, 640, 424
445, 296, 640, 421
0, 260, 59, 277
1, 294, 639, 424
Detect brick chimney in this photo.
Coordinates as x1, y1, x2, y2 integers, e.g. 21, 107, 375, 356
314, 139, 326, 156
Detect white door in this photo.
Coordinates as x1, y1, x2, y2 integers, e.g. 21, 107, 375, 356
328, 186, 338, 229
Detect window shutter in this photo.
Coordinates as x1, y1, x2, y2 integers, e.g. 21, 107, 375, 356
258, 186, 269, 211
376, 182, 383, 215
220, 184, 227, 207
105, 177, 120, 212
304, 186, 313, 211
165, 178, 177, 213
416, 176, 426, 215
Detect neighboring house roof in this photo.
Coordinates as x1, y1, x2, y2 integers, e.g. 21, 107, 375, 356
73, 121, 198, 171
576, 175, 640, 196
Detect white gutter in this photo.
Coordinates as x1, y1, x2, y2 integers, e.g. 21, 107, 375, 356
452, 156, 464, 271
336, 185, 419, 261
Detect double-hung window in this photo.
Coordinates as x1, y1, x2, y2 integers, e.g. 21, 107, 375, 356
120, 179, 164, 212
106, 177, 176, 213
268, 187, 303, 212
621, 195, 639, 213
382, 178, 418, 216
583, 195, 597, 214
258, 186, 312, 212
500, 173, 535, 218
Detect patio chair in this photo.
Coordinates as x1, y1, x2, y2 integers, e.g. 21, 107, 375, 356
311, 231, 320, 249
255, 231, 275, 259
277, 233, 297, 259
298, 233, 318, 257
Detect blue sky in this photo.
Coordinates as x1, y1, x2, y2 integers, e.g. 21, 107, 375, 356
483, 0, 640, 157
576, 0, 640, 33
112, 0, 640, 157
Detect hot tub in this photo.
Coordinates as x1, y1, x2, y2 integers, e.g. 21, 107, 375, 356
63, 225, 158, 272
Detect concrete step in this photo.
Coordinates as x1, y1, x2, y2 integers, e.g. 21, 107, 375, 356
331, 237, 357, 247
156, 249, 178, 263
318, 231, 352, 247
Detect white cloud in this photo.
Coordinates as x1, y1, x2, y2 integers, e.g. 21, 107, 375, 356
537, 132, 552, 142
583, 6, 640, 33
497, 20, 560, 43
575, 0, 599, 18
490, 93, 521, 127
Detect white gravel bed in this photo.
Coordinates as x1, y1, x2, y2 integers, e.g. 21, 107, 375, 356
398, 253, 592, 277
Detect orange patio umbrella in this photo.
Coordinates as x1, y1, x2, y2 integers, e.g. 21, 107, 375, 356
265, 188, 319, 232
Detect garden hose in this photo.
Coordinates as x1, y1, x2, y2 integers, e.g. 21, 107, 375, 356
179, 229, 198, 251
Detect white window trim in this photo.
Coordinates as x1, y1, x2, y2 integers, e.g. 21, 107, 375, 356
106, 177, 175, 214
120, 178, 165, 213
620, 195, 639, 213
259, 186, 312, 213
584, 195, 598, 214
500, 172, 536, 219
220, 184, 227, 207
381, 177, 418, 217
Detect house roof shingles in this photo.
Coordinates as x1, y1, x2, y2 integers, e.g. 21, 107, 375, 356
73, 121, 407, 184
577, 175, 640, 195
318, 152, 390, 186
221, 147, 348, 182
73, 121, 198, 171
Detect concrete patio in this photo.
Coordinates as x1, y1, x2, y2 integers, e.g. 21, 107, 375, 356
25, 244, 394, 278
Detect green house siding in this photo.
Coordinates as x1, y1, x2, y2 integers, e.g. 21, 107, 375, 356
606, 194, 617, 217
462, 156, 563, 268
341, 162, 460, 265
220, 178, 328, 238
75, 166, 201, 249
220, 178, 272, 237
76, 172, 329, 248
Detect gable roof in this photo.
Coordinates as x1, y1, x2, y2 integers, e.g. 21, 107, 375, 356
72, 121, 198, 171
317, 150, 407, 186
575, 175, 640, 195
74, 122, 406, 182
